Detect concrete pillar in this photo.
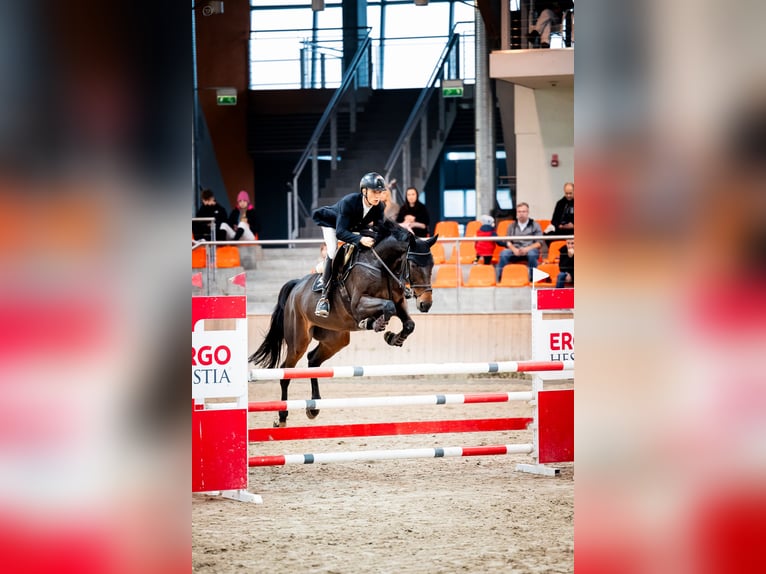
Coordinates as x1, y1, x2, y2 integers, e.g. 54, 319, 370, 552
474, 6, 495, 219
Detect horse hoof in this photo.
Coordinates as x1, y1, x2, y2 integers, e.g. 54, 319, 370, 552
306, 408, 320, 419
384, 331, 396, 345
273, 420, 287, 428
373, 315, 387, 332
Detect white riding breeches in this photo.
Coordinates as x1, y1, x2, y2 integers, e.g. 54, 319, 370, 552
321, 227, 338, 259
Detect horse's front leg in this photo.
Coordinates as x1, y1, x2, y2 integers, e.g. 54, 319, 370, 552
384, 300, 415, 347
353, 296, 397, 332
275, 378, 290, 427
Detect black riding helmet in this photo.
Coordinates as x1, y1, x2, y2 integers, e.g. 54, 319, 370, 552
359, 172, 386, 192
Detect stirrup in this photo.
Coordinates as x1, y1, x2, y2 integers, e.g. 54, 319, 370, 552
315, 297, 330, 318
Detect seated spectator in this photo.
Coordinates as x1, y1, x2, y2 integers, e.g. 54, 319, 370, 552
528, 2, 562, 48
221, 190, 260, 241
544, 181, 574, 246
495, 202, 543, 282
396, 186, 431, 238
193, 188, 228, 242
474, 214, 502, 265
556, 238, 574, 287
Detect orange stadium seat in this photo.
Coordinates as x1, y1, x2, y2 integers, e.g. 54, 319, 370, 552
496, 219, 514, 237
465, 264, 496, 287
216, 245, 241, 268
546, 240, 566, 263
498, 264, 529, 287
192, 245, 207, 269
432, 264, 463, 288
433, 220, 460, 238
535, 262, 559, 285
430, 242, 446, 265
447, 241, 476, 264
463, 220, 482, 237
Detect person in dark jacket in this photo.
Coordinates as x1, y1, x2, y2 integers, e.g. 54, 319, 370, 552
474, 214, 503, 265
311, 172, 388, 317
556, 238, 574, 287
193, 188, 228, 241
544, 182, 574, 246
221, 190, 260, 241
396, 186, 431, 238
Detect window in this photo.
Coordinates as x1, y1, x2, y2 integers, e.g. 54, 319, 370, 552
249, 0, 476, 90
443, 189, 476, 219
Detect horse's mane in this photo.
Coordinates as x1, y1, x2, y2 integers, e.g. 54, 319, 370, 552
375, 217, 411, 244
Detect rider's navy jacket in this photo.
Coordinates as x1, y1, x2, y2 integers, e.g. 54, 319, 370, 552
312, 193, 386, 247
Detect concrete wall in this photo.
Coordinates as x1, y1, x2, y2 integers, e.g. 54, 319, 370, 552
247, 313, 532, 366
514, 84, 574, 220
196, 2, 253, 207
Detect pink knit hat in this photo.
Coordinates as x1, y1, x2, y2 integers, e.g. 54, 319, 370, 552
237, 190, 253, 208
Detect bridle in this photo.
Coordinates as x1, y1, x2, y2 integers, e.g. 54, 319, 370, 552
366, 243, 433, 300
404, 247, 434, 299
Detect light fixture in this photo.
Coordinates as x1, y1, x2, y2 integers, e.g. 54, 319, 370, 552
312, 0, 325, 11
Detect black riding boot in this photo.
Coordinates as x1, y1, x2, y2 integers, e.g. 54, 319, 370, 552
315, 257, 333, 317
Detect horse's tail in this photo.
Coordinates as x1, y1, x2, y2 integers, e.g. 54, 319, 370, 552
248, 278, 300, 368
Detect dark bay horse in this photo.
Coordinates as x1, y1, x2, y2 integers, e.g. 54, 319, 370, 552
249, 220, 437, 426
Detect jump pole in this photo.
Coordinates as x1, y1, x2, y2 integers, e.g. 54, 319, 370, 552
246, 385, 573, 473
249, 360, 573, 381
248, 391, 535, 412
250, 444, 534, 467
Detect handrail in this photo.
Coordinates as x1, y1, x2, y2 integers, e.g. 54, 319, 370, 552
289, 30, 372, 240
292, 31, 371, 174
383, 31, 461, 194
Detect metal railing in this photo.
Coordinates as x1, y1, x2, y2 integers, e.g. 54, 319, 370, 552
288, 30, 373, 240
191, 217, 217, 294
384, 24, 474, 200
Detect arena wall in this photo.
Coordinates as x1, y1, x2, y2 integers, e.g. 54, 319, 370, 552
247, 313, 532, 365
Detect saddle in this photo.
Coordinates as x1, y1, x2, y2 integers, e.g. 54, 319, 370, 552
311, 244, 359, 293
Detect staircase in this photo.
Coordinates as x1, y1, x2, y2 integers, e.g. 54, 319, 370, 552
244, 246, 320, 314
299, 89, 419, 238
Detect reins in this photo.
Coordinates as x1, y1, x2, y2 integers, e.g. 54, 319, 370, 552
347, 231, 433, 300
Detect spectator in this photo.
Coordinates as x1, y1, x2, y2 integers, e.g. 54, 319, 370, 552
396, 186, 431, 238
221, 190, 260, 241
528, 2, 562, 48
495, 202, 543, 282
544, 181, 574, 246
314, 244, 328, 274
193, 188, 227, 242
556, 238, 574, 287
380, 184, 400, 221
474, 214, 502, 265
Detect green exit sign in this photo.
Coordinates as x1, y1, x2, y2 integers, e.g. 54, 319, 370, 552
441, 79, 464, 98
442, 86, 463, 98
217, 94, 237, 106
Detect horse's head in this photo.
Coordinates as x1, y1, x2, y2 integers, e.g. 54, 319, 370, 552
407, 234, 437, 313
371, 218, 411, 260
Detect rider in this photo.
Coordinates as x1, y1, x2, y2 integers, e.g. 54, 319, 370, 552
311, 172, 388, 317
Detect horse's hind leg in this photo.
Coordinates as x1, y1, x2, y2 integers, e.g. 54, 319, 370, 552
304, 331, 351, 419
276, 378, 290, 427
